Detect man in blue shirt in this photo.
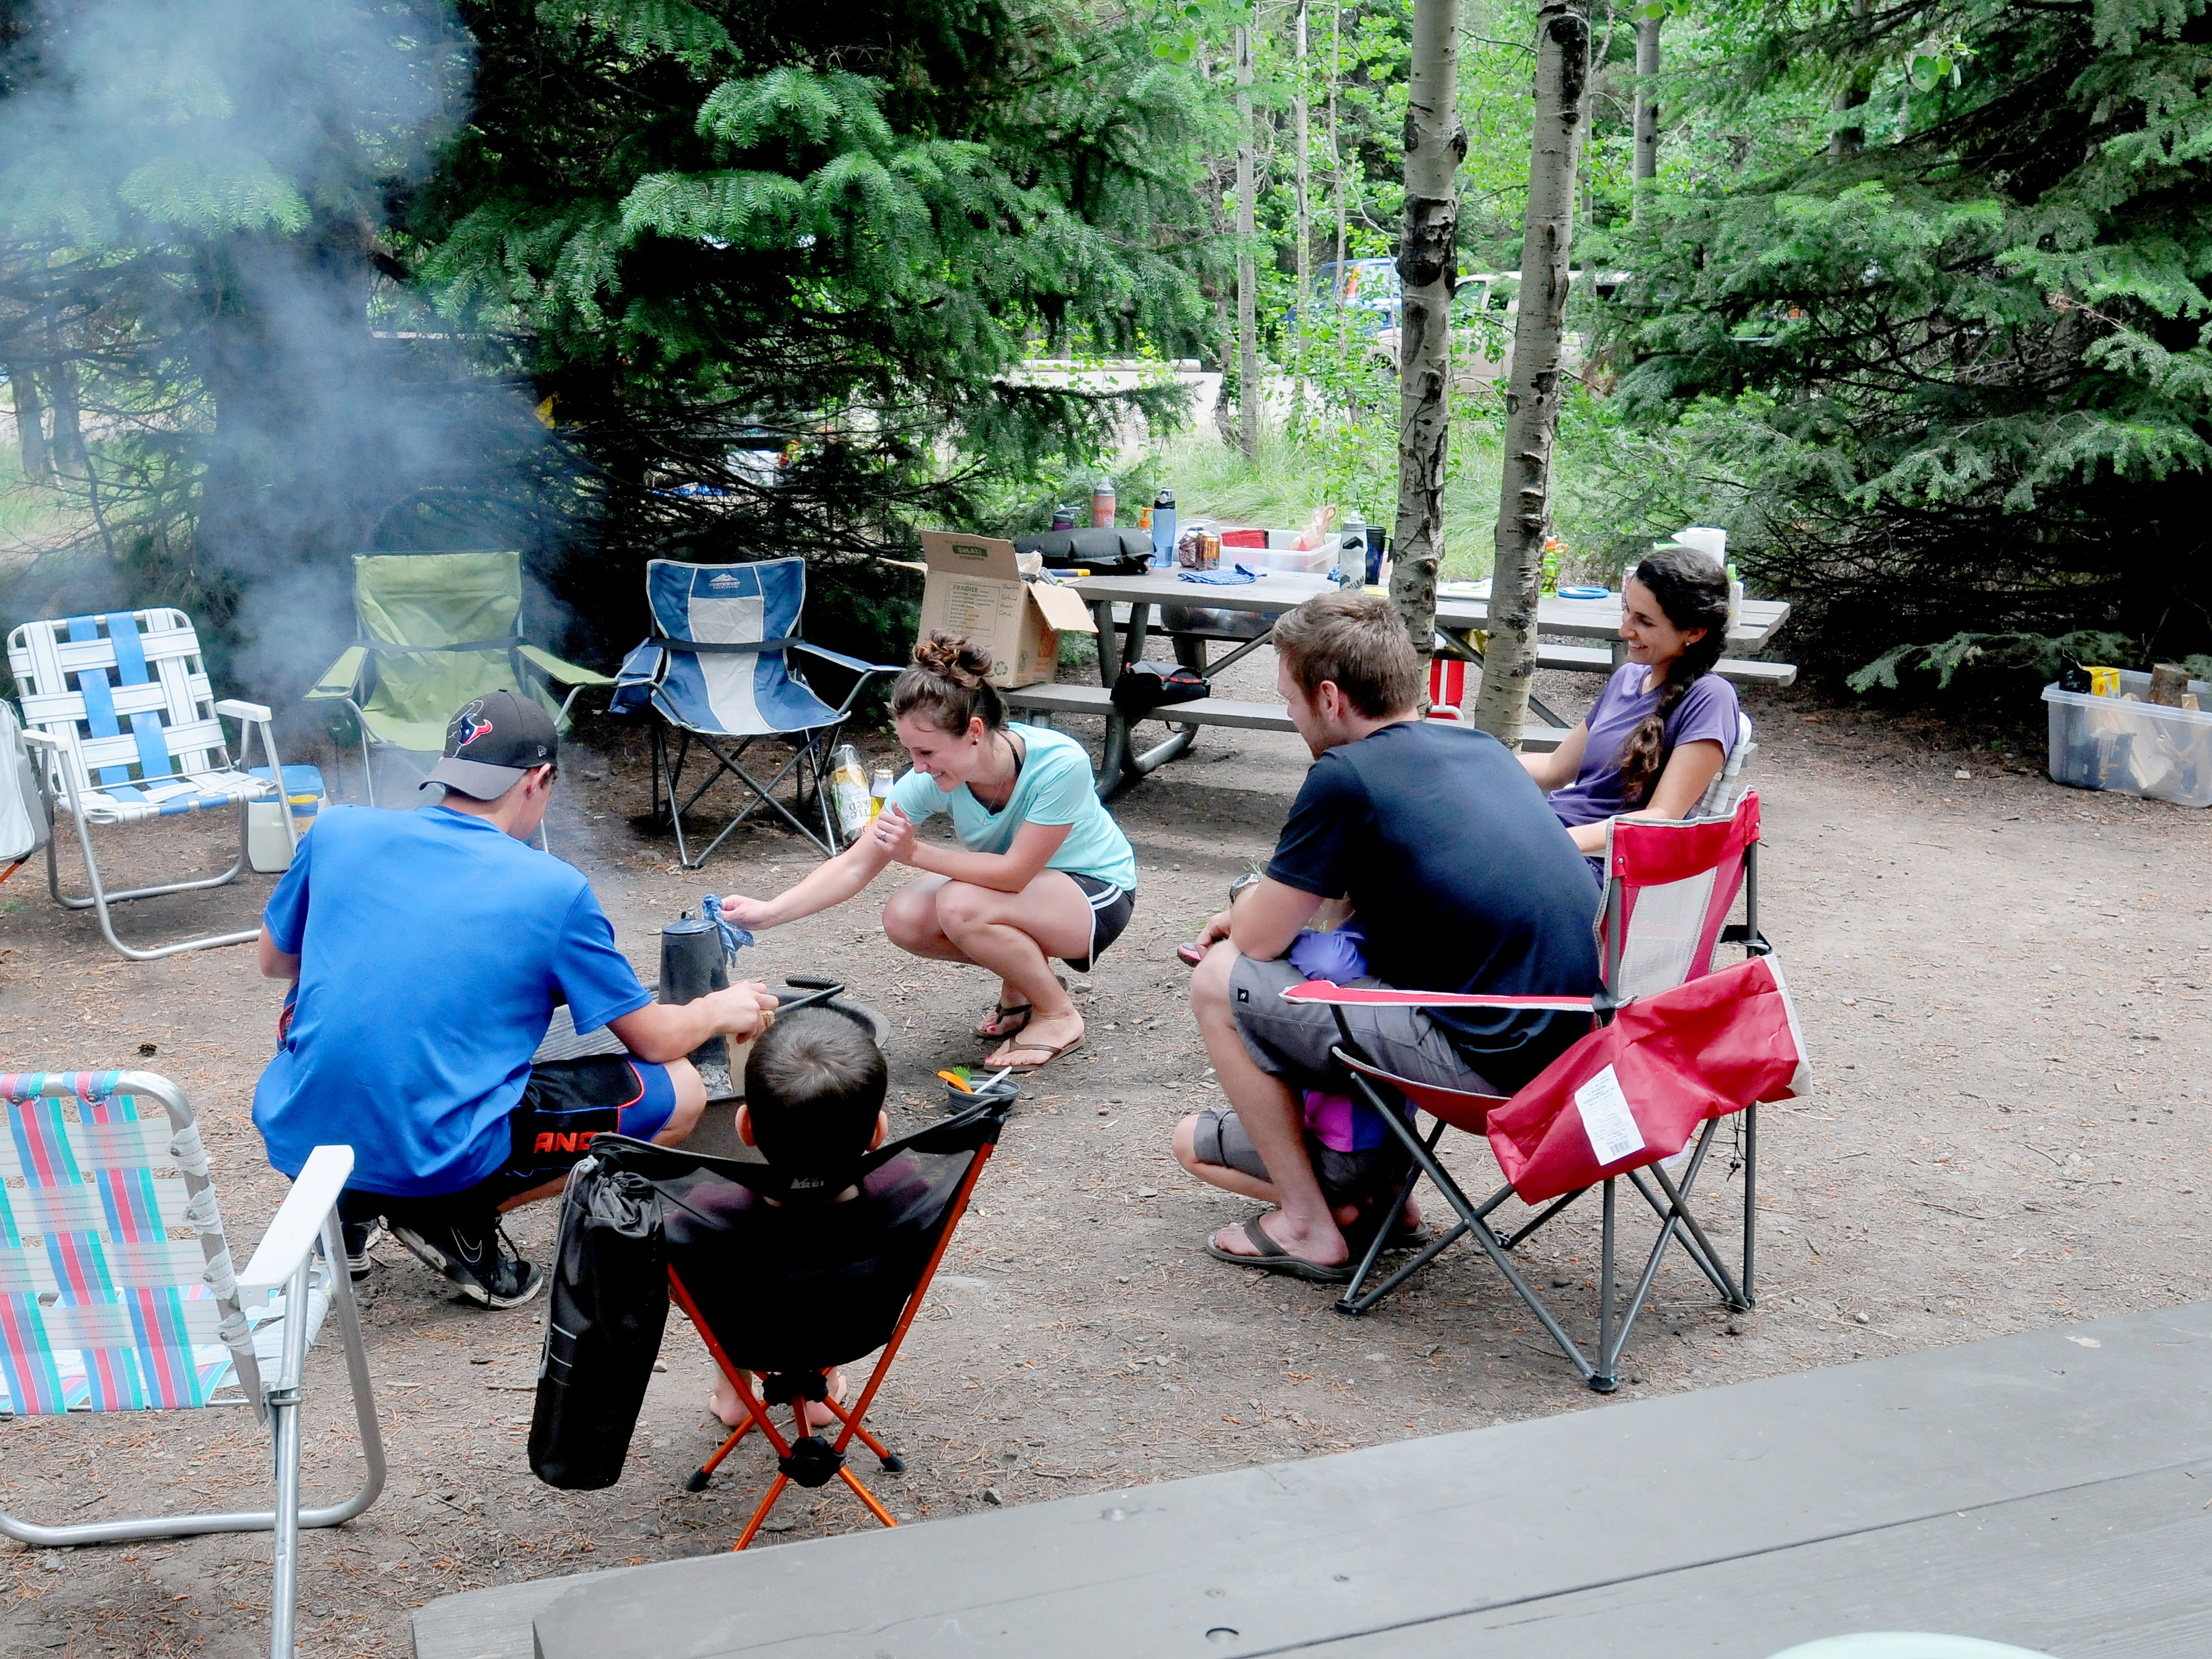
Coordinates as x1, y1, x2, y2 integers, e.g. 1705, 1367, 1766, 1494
1172, 594, 1600, 1282
253, 690, 774, 1309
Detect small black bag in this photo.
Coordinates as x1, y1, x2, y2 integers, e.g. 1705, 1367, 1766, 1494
1111, 659, 1210, 714
528, 1162, 668, 1490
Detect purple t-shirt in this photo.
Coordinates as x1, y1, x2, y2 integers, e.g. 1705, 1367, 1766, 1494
1548, 664, 1740, 827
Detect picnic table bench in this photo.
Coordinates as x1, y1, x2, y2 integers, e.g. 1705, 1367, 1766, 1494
413, 1299, 2212, 1659
1011, 570, 1792, 799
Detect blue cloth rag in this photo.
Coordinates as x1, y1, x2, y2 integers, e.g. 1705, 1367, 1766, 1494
699, 892, 754, 961
1179, 564, 1261, 585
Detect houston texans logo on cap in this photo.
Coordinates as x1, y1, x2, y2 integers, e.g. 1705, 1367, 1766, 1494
450, 703, 495, 749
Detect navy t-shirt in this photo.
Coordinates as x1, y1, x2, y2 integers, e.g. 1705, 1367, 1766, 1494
252, 804, 654, 1197
1266, 720, 1601, 1092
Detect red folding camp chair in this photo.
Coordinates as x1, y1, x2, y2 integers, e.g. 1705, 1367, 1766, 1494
571, 1093, 1012, 1548
1297, 792, 1792, 1392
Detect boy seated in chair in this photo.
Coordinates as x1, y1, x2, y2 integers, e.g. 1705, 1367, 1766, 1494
691, 1007, 932, 1433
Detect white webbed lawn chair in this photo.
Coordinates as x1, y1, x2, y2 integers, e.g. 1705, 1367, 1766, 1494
1698, 711, 1758, 816
0, 1071, 383, 1659
8, 609, 297, 959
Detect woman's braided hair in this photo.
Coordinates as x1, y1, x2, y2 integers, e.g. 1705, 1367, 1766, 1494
891, 631, 1006, 735
1614, 544, 1730, 803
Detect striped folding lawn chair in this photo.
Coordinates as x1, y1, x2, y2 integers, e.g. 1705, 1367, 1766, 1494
609, 557, 902, 866
8, 608, 298, 960
0, 1071, 384, 1659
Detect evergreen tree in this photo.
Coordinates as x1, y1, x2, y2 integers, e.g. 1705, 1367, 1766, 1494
1603, 0, 2212, 682
408, 0, 1219, 656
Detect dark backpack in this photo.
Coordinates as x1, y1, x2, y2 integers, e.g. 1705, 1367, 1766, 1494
1110, 659, 1210, 714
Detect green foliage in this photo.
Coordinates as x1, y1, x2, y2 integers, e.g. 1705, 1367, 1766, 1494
405, 0, 1221, 661
1596, 0, 2212, 684
1845, 629, 2138, 693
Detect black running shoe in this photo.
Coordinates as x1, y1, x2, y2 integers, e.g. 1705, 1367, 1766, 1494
341, 1218, 386, 1282
389, 1215, 544, 1309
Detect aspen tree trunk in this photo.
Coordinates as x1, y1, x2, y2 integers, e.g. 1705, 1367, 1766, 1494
1293, 0, 1311, 425
5, 363, 53, 486
1388, 0, 1464, 673
1235, 25, 1260, 460
1331, 0, 1349, 379
1631, 11, 1661, 212
1469, 0, 1590, 745
1829, 0, 1871, 157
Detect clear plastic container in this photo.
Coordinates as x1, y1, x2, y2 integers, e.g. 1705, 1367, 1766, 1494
2044, 672, 2212, 806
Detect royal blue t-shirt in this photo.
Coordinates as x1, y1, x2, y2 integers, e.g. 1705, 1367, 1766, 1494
252, 804, 653, 1197
1265, 720, 1601, 1092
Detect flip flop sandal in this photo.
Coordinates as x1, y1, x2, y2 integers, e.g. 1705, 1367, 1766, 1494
985, 1033, 1084, 1074
975, 974, 1068, 1040
976, 1001, 1035, 1040
1204, 1216, 1353, 1284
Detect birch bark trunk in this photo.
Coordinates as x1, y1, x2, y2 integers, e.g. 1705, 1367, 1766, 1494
1388, 0, 1465, 677
1631, 11, 1661, 213
1469, 0, 1590, 744
1293, 0, 1311, 426
1235, 23, 1260, 461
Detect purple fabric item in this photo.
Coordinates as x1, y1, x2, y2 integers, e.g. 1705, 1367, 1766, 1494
1303, 1090, 1391, 1153
1548, 664, 1739, 828
1287, 922, 1368, 983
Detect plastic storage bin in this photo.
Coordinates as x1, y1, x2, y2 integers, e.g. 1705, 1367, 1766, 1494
2043, 672, 2212, 806
245, 764, 325, 872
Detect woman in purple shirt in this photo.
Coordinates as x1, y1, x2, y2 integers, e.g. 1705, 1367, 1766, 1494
1522, 545, 1738, 853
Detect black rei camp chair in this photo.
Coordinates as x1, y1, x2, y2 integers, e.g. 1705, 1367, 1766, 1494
529, 1082, 1012, 1548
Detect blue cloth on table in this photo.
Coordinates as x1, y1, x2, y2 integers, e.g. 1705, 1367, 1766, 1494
1179, 564, 1261, 585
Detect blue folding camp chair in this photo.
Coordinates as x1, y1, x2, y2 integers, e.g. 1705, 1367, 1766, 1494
0, 1071, 384, 1659
8, 609, 300, 959
610, 558, 901, 866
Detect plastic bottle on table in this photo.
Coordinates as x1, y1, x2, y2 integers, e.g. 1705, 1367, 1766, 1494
1151, 488, 1177, 568
1091, 476, 1117, 528
1541, 535, 1563, 598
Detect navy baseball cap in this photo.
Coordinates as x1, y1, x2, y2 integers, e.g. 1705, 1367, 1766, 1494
422, 690, 559, 800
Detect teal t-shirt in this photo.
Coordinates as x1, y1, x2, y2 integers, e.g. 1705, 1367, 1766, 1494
885, 724, 1137, 892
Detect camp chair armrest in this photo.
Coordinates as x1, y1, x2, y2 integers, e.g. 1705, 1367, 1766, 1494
238, 1145, 355, 1294
789, 642, 901, 680
517, 644, 615, 688
1280, 980, 1597, 1013
305, 645, 369, 701
18, 727, 60, 751
213, 698, 272, 723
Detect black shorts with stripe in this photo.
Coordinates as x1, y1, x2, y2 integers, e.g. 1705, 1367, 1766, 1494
1064, 874, 1135, 973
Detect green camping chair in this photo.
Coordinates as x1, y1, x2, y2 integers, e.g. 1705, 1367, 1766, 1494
305, 552, 612, 806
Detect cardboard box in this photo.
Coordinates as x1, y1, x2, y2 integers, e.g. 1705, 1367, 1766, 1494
916, 532, 1098, 689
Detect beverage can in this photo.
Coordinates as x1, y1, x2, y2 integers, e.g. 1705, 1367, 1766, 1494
827, 744, 873, 837
1201, 531, 1220, 570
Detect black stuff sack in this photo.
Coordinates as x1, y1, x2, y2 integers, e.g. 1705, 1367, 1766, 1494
529, 1158, 667, 1490
1111, 659, 1209, 715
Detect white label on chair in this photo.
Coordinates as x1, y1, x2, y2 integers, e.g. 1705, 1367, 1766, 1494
1574, 1065, 1645, 1166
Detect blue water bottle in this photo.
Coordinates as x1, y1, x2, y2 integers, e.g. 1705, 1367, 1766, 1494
1151, 488, 1176, 569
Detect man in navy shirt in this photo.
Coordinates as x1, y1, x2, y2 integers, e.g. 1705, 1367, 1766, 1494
253, 690, 774, 1309
1173, 594, 1600, 1281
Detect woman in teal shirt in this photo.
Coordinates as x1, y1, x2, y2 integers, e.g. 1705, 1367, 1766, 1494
718, 633, 1137, 1071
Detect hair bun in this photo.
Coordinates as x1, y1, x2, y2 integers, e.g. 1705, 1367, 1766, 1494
913, 630, 987, 689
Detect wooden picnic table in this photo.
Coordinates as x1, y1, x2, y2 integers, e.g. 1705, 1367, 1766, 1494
1006, 570, 1791, 799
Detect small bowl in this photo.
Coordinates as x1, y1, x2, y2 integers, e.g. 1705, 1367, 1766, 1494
1558, 584, 1612, 600
946, 1074, 1021, 1114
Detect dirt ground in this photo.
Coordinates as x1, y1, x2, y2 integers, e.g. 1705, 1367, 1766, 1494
3, 648, 2210, 1658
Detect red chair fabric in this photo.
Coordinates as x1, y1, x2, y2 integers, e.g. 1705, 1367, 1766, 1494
1485, 955, 1808, 1204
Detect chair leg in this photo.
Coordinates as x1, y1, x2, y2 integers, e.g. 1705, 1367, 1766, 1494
733, 1475, 792, 1551
45, 771, 257, 961
267, 1390, 303, 1659
1742, 1104, 1758, 1306
1592, 1180, 1619, 1394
